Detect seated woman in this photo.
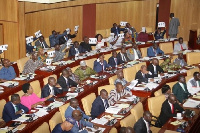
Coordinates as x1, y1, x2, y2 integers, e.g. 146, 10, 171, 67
95, 34, 110, 49
21, 83, 53, 110
37, 47, 47, 62
161, 84, 171, 99
122, 31, 133, 45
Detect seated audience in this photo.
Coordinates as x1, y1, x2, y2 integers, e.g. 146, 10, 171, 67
91, 89, 109, 119
74, 61, 96, 81
173, 37, 188, 53
137, 27, 149, 42
122, 31, 133, 45
95, 34, 109, 49
49, 30, 67, 47
173, 52, 187, 67
147, 58, 164, 78
134, 111, 152, 133
161, 84, 171, 99
66, 67, 80, 83
52, 116, 76, 133
68, 41, 84, 57
108, 82, 132, 106
117, 47, 130, 64
23, 52, 44, 74
156, 94, 184, 127
108, 51, 119, 68
187, 72, 200, 95
41, 77, 63, 101
172, 75, 191, 103
126, 43, 142, 60
53, 44, 68, 62
135, 65, 152, 84
114, 70, 130, 91
0, 59, 16, 81
80, 36, 92, 52
147, 43, 164, 57
37, 48, 47, 62
2, 94, 29, 122
93, 54, 111, 73
35, 36, 49, 48
154, 27, 166, 40
26, 36, 37, 54
21, 83, 52, 109
111, 23, 125, 35
109, 34, 123, 47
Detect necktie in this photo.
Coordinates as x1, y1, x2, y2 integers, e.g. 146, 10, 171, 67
114, 58, 117, 66
171, 104, 174, 114
15, 105, 18, 112
77, 121, 81, 130
104, 99, 108, 109
123, 54, 126, 62
180, 44, 183, 50
154, 66, 157, 74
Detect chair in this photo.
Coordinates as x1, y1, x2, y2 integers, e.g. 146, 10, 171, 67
104, 53, 112, 62
109, 75, 117, 85
9, 90, 24, 101
105, 29, 111, 38
185, 75, 193, 82
167, 81, 177, 91
135, 62, 146, 72
159, 42, 173, 54
109, 127, 117, 133
98, 85, 115, 95
130, 102, 144, 121
32, 122, 50, 133
187, 67, 199, 76
146, 27, 153, 33
49, 111, 62, 131
30, 80, 41, 97
45, 38, 50, 47
81, 93, 96, 115
140, 47, 148, 57
71, 65, 80, 73
154, 89, 162, 97
85, 58, 96, 69
148, 95, 166, 117
120, 114, 136, 127
186, 52, 200, 65
59, 103, 70, 122
43, 74, 57, 85
0, 99, 6, 118
123, 66, 137, 82
17, 57, 30, 73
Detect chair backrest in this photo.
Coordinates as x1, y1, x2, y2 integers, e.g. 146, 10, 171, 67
49, 111, 62, 131
71, 65, 80, 73
171, 55, 178, 63
109, 127, 118, 133
135, 62, 146, 72
59, 103, 70, 122
154, 89, 162, 97
140, 47, 148, 57
185, 75, 193, 82
187, 67, 199, 76
186, 52, 200, 65
130, 102, 144, 121
43, 74, 57, 85
146, 27, 153, 33
167, 81, 177, 91
81, 93, 96, 115
109, 75, 117, 85
85, 58, 97, 69
32, 122, 50, 133
17, 57, 30, 73
148, 95, 166, 117
123, 66, 137, 82
45, 38, 50, 47
104, 53, 112, 62
120, 114, 136, 127
30, 80, 41, 97
98, 85, 115, 95
159, 42, 173, 54
9, 90, 24, 101
0, 99, 6, 118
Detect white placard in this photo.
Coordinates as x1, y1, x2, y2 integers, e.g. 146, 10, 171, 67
120, 21, 128, 27
110, 33, 114, 38
46, 59, 52, 65
34, 30, 42, 38
118, 33, 124, 38
0, 44, 8, 51
89, 38, 97, 44
47, 51, 55, 58
158, 22, 165, 28
74, 25, 79, 32
67, 39, 72, 48
66, 28, 70, 34
26, 36, 34, 44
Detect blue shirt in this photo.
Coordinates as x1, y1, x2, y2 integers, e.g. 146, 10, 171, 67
52, 123, 68, 133
0, 66, 16, 80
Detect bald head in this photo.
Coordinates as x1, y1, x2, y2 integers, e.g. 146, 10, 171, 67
168, 94, 177, 104
143, 111, 152, 122
70, 98, 79, 109
48, 77, 56, 86
72, 110, 82, 121
62, 69, 69, 78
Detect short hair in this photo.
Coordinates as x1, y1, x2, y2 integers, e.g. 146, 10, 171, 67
98, 53, 104, 58
74, 41, 79, 45
95, 34, 103, 39
178, 75, 185, 81
193, 72, 199, 77
119, 127, 126, 133
54, 44, 60, 47
52, 30, 56, 34
11, 94, 20, 102
115, 82, 122, 87
178, 37, 183, 41
170, 13, 174, 17
100, 89, 107, 95
161, 85, 170, 94
22, 83, 30, 93
70, 98, 78, 104
113, 23, 117, 27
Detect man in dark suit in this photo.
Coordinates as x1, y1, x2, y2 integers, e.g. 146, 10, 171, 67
108, 51, 119, 68
2, 94, 29, 122
157, 94, 184, 127
135, 65, 152, 84
134, 111, 152, 133
91, 89, 109, 119
147, 58, 164, 78
80, 36, 92, 52
147, 43, 164, 57
57, 69, 78, 92
93, 54, 111, 73
111, 23, 125, 35
35, 36, 49, 48
41, 77, 63, 101
68, 41, 85, 57
117, 47, 130, 64
59, 30, 77, 45
172, 75, 191, 103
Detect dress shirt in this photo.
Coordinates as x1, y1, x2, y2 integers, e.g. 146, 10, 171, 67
114, 58, 118, 67
48, 85, 54, 95
0, 66, 16, 80
75, 48, 79, 55
11, 102, 17, 113
179, 82, 185, 91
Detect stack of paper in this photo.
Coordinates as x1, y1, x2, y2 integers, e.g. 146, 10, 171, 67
0, 81, 19, 87
127, 80, 138, 89
91, 117, 108, 125
13, 114, 29, 122
48, 101, 64, 109
66, 93, 78, 98
183, 99, 200, 108
105, 106, 122, 114
35, 109, 48, 117
134, 87, 146, 91
170, 120, 183, 126
145, 82, 159, 90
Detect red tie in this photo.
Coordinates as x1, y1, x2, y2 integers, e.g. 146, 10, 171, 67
171, 104, 174, 114
180, 44, 183, 50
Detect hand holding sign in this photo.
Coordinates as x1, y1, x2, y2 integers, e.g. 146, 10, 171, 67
34, 30, 42, 38
118, 34, 124, 38
74, 25, 79, 32
158, 22, 165, 28
89, 38, 97, 44
26, 36, 34, 44
47, 51, 55, 58
120, 21, 128, 27
66, 28, 70, 34
0, 44, 8, 52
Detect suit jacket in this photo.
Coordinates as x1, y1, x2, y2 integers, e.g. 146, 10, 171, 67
147, 46, 164, 57
172, 82, 190, 103
68, 119, 93, 133
68, 46, 84, 57
91, 96, 109, 119
147, 64, 164, 78
126, 48, 142, 60
35, 40, 49, 48
41, 84, 63, 101
173, 58, 187, 67
65, 106, 90, 120
57, 75, 78, 92
158, 99, 184, 127
134, 117, 151, 133
135, 70, 151, 84
93, 60, 110, 73
117, 52, 130, 64
2, 101, 29, 122
111, 27, 125, 35
108, 56, 119, 67
80, 42, 92, 52
169, 17, 180, 35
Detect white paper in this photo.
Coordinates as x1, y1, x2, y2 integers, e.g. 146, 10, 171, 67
105, 106, 122, 114
145, 82, 159, 90
74, 25, 79, 32
34, 30, 42, 38
46, 58, 53, 65
66, 28, 70, 34
0, 44, 8, 51
66, 93, 78, 97
183, 99, 200, 108
118, 33, 124, 38
91, 117, 108, 125
0, 81, 19, 87
89, 38, 97, 44
127, 80, 138, 89
48, 101, 64, 109
13, 114, 29, 122
133, 87, 146, 91
120, 21, 128, 27
35, 109, 49, 117
26, 36, 33, 44
47, 51, 55, 58
158, 22, 165, 28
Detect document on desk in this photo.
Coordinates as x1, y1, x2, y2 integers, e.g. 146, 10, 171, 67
145, 82, 159, 90
13, 114, 29, 122
91, 117, 108, 125
48, 101, 64, 109
183, 99, 200, 108
133, 87, 146, 91
35, 109, 49, 117
0, 81, 19, 87
114, 104, 130, 108
105, 106, 122, 114
127, 80, 138, 89
86, 127, 105, 133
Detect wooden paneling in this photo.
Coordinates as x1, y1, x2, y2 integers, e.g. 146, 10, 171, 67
0, 24, 3, 45
170, 0, 200, 41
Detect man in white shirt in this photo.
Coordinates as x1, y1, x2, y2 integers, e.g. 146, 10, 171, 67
173, 37, 188, 53
187, 72, 200, 95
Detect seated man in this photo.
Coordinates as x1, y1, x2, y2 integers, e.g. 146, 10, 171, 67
57, 69, 78, 92
91, 89, 109, 119
147, 58, 164, 78
117, 47, 130, 64
108, 82, 132, 106
26, 36, 37, 54
74, 61, 96, 81
66, 67, 80, 83
80, 36, 92, 52
65, 98, 91, 121
2, 94, 29, 122
137, 27, 149, 42
41, 77, 63, 101
114, 70, 130, 91
108, 51, 119, 68
173, 52, 187, 67
147, 43, 164, 57
111, 23, 125, 35
173, 37, 188, 53
35, 36, 49, 48
154, 27, 166, 40
0, 59, 16, 81
22, 52, 44, 74
68, 41, 84, 57
93, 54, 111, 73
126, 43, 142, 61
53, 44, 68, 62
161, 84, 171, 99
172, 75, 191, 103
156, 94, 184, 127
135, 65, 152, 84
49, 30, 67, 47
134, 111, 152, 133
187, 72, 200, 95
52, 116, 76, 133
